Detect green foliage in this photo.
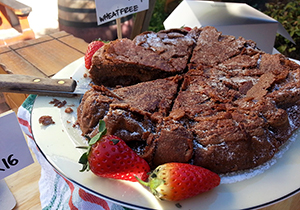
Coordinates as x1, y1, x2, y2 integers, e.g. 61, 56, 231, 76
264, 0, 300, 59
148, 0, 169, 32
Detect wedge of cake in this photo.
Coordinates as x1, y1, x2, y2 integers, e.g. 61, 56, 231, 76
89, 29, 197, 86
77, 75, 182, 143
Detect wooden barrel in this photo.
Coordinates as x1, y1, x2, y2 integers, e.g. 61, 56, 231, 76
58, 0, 133, 42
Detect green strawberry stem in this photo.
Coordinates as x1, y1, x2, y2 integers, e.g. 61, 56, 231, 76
135, 175, 164, 199
77, 120, 107, 172
135, 176, 150, 187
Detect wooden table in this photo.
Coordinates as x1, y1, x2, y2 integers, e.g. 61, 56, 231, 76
0, 31, 88, 112
0, 31, 88, 209
0, 31, 300, 210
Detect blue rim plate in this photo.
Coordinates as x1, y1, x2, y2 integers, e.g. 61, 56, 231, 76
31, 57, 300, 210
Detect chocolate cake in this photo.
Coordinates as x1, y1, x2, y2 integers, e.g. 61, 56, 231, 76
89, 28, 196, 87
77, 26, 300, 174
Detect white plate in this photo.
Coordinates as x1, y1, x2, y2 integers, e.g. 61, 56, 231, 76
31, 57, 300, 210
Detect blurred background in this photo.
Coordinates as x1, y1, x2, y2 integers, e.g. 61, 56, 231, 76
17, 0, 59, 38
1, 0, 295, 60
3, 0, 299, 60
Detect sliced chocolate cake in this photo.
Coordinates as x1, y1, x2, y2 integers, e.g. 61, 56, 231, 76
77, 75, 182, 143
77, 26, 300, 174
90, 28, 197, 87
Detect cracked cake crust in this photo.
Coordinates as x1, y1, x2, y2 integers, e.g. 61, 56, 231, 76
77, 26, 300, 174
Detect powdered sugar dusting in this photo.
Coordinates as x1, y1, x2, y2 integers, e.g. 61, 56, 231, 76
220, 128, 300, 184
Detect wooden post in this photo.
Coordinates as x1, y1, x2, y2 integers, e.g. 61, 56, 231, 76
116, 18, 122, 39
130, 0, 157, 39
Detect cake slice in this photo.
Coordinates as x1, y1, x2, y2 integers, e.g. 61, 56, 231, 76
77, 75, 182, 151
189, 26, 260, 69
89, 29, 196, 87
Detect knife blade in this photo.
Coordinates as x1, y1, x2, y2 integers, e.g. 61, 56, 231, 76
0, 74, 90, 97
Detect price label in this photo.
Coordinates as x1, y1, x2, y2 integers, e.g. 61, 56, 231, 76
0, 110, 34, 180
95, 0, 149, 25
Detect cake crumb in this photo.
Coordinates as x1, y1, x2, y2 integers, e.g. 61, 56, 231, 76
39, 115, 55, 126
65, 107, 73, 113
49, 98, 67, 108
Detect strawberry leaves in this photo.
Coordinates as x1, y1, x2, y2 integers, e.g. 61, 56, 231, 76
136, 163, 220, 201
77, 120, 150, 182
78, 120, 107, 172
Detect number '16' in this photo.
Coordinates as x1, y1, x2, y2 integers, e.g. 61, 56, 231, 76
1, 154, 19, 170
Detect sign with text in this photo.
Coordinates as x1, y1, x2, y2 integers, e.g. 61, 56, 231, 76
0, 111, 34, 180
95, 0, 149, 25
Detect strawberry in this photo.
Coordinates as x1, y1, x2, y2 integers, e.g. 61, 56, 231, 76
136, 162, 220, 201
84, 40, 105, 69
182, 26, 192, 31
78, 120, 150, 182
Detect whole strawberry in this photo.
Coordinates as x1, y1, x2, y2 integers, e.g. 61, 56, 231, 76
136, 162, 220, 201
84, 40, 105, 69
78, 120, 150, 182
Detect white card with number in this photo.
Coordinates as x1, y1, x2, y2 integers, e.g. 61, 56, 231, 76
0, 110, 34, 180
95, 0, 149, 25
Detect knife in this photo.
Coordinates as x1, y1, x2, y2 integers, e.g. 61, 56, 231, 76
0, 74, 90, 97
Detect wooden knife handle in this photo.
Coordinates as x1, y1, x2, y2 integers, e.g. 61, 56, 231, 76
0, 74, 76, 92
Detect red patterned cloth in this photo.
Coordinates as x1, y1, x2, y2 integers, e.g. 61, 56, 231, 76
17, 95, 129, 210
